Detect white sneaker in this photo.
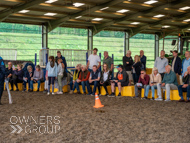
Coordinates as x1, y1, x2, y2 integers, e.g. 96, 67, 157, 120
165, 99, 171, 102
47, 92, 50, 95
58, 92, 63, 94
155, 97, 163, 101
52, 92, 55, 95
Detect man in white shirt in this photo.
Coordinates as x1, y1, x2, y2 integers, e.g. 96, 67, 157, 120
87, 48, 101, 72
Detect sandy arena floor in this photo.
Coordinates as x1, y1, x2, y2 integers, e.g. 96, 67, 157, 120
0, 91, 190, 143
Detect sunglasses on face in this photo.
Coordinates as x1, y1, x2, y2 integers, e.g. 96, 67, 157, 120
141, 73, 144, 74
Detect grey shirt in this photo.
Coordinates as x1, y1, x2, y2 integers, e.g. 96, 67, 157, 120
33, 70, 44, 80
154, 57, 168, 73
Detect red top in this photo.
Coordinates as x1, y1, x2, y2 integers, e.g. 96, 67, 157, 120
138, 74, 150, 85
78, 71, 90, 81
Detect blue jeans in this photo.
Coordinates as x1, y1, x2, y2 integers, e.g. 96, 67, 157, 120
133, 73, 139, 84
23, 78, 31, 90
81, 81, 92, 94
178, 85, 190, 99
145, 85, 157, 98
72, 82, 80, 92
30, 80, 41, 90
90, 81, 100, 95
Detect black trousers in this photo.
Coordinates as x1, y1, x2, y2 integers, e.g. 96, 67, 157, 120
100, 81, 109, 94
13, 78, 23, 89
160, 73, 165, 80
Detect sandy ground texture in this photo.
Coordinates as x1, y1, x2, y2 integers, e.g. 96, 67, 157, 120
0, 91, 190, 143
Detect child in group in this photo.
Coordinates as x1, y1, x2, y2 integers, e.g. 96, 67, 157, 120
57, 59, 64, 94
46, 56, 57, 95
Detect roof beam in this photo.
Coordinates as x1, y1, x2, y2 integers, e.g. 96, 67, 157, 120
93, 0, 188, 35
159, 24, 190, 39
0, 0, 46, 22
48, 0, 124, 32
130, 12, 190, 37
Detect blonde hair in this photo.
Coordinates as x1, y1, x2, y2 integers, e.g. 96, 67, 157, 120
27, 65, 33, 70
152, 67, 158, 74
58, 58, 63, 63
134, 55, 140, 62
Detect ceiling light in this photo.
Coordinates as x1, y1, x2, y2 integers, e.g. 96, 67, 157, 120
179, 6, 190, 10
45, 0, 58, 3
92, 18, 103, 21
183, 19, 190, 22
162, 25, 170, 28
44, 13, 57, 16
154, 14, 165, 18
131, 22, 140, 25
75, 16, 82, 19
100, 7, 109, 11
73, 2, 85, 7
19, 10, 30, 13
116, 9, 129, 13
144, 0, 158, 5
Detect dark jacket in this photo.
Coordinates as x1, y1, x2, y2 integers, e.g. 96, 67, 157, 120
25, 71, 34, 80
100, 70, 112, 83
116, 69, 129, 85
0, 57, 6, 84
13, 70, 24, 81
132, 62, 142, 75
140, 55, 146, 69
182, 74, 190, 85
5, 68, 13, 78
55, 55, 67, 70
123, 56, 133, 71
171, 56, 182, 75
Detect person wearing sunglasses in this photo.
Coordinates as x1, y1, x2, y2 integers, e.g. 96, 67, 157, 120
134, 70, 150, 98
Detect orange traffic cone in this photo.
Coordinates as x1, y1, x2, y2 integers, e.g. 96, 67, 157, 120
93, 93, 104, 108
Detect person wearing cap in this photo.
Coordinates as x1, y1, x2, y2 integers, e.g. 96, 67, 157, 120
123, 50, 133, 85
171, 50, 182, 84
178, 66, 190, 102
154, 50, 168, 79
143, 67, 162, 100
110, 64, 129, 97
55, 51, 67, 71
156, 65, 178, 102
134, 69, 150, 98
103, 51, 113, 71
140, 50, 146, 70
182, 51, 190, 77
87, 48, 101, 72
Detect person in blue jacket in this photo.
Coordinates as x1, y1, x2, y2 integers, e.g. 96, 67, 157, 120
0, 56, 6, 105
55, 51, 67, 72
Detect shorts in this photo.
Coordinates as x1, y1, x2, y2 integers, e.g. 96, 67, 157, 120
126, 71, 133, 80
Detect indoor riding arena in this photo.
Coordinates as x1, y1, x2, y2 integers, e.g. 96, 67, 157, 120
0, 0, 190, 143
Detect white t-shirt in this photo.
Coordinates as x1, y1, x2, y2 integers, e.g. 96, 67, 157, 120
88, 54, 101, 69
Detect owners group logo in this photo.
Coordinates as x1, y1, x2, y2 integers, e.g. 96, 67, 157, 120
10, 116, 60, 134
